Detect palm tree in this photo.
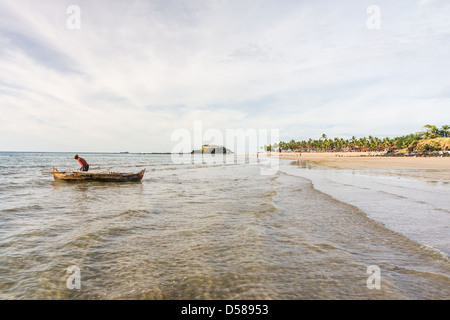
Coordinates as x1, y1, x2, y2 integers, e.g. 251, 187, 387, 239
422, 125, 439, 139
324, 139, 332, 151
273, 143, 279, 152
382, 137, 392, 149
273, 124, 444, 154
372, 137, 380, 151
288, 139, 297, 151
440, 125, 450, 138
357, 138, 366, 151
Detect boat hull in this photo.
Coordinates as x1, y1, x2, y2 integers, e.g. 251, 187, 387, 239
52, 168, 145, 182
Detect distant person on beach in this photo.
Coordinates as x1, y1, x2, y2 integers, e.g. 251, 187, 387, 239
73, 154, 89, 171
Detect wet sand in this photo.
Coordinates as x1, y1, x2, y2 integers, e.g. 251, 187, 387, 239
267, 152, 450, 181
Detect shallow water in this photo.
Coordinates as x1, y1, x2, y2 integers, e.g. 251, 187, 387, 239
279, 160, 450, 257
0, 152, 448, 299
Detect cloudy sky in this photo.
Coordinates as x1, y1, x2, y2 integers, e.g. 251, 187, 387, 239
0, 0, 449, 152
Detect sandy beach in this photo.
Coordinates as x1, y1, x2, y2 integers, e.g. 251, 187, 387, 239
268, 152, 450, 181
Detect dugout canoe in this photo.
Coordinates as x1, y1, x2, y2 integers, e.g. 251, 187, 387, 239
52, 167, 145, 182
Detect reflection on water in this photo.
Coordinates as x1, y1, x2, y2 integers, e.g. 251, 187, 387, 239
0, 153, 449, 299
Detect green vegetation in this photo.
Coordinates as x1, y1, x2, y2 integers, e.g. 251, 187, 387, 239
191, 144, 232, 154
418, 141, 441, 152
264, 125, 450, 153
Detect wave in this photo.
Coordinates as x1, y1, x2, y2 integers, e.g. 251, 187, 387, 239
276, 163, 450, 261
419, 244, 449, 261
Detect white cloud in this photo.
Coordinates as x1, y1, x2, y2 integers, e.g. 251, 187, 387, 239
0, 0, 449, 152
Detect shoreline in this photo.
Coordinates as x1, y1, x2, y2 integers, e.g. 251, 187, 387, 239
266, 152, 450, 181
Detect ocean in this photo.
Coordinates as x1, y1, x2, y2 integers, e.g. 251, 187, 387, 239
0, 152, 448, 299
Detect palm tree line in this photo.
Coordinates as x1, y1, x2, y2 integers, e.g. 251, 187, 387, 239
264, 124, 450, 152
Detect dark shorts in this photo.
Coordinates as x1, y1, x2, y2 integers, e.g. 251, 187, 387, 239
81, 165, 89, 172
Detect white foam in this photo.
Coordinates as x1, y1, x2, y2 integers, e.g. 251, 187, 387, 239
277, 160, 450, 256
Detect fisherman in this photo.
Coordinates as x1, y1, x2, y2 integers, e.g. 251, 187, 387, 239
73, 154, 89, 171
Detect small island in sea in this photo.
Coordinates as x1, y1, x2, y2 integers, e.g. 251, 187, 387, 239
191, 144, 233, 154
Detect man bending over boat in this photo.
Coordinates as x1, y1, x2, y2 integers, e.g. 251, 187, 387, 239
73, 154, 89, 171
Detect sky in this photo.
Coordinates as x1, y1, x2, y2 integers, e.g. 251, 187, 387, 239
0, 0, 449, 152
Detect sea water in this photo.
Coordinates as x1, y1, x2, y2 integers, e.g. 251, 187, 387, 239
0, 152, 448, 299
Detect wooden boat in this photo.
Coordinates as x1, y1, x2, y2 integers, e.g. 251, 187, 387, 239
52, 167, 145, 182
